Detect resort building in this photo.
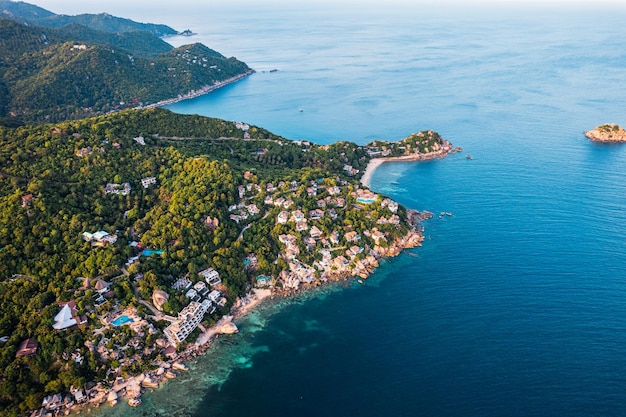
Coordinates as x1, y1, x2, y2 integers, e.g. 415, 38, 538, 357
163, 300, 211, 346
194, 281, 209, 296
199, 267, 221, 287
83, 230, 118, 246
171, 276, 192, 291
356, 189, 377, 204
53, 302, 79, 330
207, 290, 221, 303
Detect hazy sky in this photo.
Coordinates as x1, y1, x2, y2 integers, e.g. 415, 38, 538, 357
30, 0, 626, 16
23, 0, 626, 31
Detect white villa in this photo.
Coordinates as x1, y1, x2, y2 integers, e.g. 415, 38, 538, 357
199, 268, 221, 287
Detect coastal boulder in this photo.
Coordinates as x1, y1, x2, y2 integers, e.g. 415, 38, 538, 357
152, 289, 169, 311
216, 316, 239, 334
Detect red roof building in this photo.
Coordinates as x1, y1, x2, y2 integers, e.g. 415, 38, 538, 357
16, 338, 38, 357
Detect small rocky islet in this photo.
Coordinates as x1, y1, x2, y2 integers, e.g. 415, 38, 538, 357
584, 124, 626, 143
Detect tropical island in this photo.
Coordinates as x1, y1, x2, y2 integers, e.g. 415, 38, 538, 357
584, 124, 626, 143
0, 2, 457, 416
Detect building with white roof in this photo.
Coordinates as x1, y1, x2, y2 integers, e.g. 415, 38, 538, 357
53, 303, 77, 330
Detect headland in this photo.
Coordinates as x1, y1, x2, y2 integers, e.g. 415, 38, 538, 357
361, 142, 461, 187
2, 108, 457, 417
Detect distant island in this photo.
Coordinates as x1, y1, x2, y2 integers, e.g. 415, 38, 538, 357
585, 124, 626, 143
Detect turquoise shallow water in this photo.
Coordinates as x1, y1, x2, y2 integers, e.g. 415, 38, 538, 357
93, 3, 626, 416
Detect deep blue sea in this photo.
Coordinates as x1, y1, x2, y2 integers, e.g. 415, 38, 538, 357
89, 3, 626, 416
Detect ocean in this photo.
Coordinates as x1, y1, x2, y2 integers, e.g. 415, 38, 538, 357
90, 2, 626, 416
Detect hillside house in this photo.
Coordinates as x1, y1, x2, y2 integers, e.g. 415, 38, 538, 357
21, 194, 34, 207
105, 182, 131, 195
199, 268, 221, 287
291, 210, 305, 222
277, 211, 289, 224
344, 231, 360, 243
141, 176, 157, 188
16, 338, 38, 357
310, 226, 323, 239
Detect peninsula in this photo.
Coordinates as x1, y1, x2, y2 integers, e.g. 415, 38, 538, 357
0, 108, 454, 417
0, 4, 459, 416
361, 131, 461, 187
585, 124, 626, 143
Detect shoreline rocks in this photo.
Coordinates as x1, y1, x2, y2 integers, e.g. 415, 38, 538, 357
585, 124, 626, 142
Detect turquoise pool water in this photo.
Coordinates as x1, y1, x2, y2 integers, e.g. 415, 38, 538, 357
142, 250, 164, 256
111, 315, 134, 327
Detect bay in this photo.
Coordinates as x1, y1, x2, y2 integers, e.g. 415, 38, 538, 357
90, 2, 626, 416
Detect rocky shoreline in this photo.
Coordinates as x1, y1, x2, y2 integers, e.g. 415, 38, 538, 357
53, 212, 429, 416
137, 70, 255, 110
36, 143, 450, 417
584, 123, 626, 143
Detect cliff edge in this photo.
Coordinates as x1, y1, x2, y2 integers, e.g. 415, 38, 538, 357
585, 124, 626, 142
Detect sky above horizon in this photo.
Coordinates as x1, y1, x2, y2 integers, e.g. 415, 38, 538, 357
29, 0, 626, 17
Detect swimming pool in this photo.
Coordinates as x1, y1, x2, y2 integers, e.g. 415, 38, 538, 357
111, 315, 134, 326
142, 249, 164, 256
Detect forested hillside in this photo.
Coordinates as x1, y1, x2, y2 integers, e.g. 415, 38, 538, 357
0, 18, 251, 124
0, 0, 178, 37
0, 108, 384, 415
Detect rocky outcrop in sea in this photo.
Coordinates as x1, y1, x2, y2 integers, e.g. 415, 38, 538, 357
585, 124, 626, 142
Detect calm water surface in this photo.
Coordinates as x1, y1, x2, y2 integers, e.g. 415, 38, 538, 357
94, 3, 626, 416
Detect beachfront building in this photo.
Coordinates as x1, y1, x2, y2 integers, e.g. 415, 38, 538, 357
381, 198, 399, 213
163, 300, 211, 346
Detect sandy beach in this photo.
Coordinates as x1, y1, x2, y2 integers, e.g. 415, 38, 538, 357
360, 158, 387, 187
360, 147, 456, 188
